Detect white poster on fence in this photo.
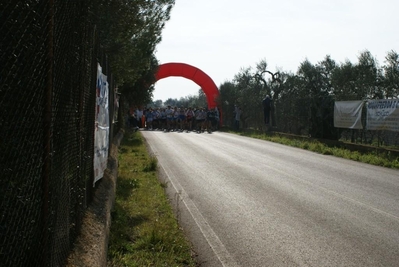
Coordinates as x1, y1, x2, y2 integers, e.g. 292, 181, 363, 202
93, 63, 110, 186
334, 101, 364, 129
367, 99, 399, 132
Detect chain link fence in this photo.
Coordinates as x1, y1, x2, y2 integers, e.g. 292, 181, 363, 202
1, 1, 120, 266
275, 96, 399, 147
235, 95, 398, 148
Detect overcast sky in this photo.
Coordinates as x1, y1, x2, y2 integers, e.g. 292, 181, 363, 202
153, 0, 398, 102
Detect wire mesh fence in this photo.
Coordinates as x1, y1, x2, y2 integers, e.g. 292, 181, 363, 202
1, 1, 120, 266
234, 95, 398, 148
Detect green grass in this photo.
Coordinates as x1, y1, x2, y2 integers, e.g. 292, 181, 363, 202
107, 130, 197, 267
232, 130, 399, 169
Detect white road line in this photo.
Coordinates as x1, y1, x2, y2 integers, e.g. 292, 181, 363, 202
159, 162, 240, 267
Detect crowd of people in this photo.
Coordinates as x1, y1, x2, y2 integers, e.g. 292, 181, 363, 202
127, 106, 220, 133
126, 94, 271, 134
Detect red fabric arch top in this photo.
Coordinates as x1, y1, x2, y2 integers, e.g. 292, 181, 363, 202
156, 62, 219, 108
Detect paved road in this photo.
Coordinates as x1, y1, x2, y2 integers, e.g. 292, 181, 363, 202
142, 130, 399, 267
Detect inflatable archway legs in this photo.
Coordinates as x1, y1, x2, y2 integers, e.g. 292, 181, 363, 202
155, 62, 219, 109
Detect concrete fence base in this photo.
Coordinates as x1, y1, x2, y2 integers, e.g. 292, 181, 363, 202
66, 129, 124, 267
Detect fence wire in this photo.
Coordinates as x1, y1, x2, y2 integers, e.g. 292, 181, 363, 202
234, 95, 398, 147
1, 1, 119, 266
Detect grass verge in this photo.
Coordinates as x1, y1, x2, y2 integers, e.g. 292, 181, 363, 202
107, 130, 197, 267
232, 130, 399, 169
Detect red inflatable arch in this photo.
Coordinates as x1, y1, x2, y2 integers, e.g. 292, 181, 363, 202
155, 62, 219, 109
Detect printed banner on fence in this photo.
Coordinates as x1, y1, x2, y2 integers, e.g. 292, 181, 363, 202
367, 99, 399, 132
334, 101, 364, 129
93, 63, 110, 186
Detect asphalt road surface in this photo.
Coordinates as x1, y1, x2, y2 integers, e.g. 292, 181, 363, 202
142, 130, 399, 267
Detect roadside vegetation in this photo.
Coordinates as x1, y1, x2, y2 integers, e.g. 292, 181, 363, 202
107, 130, 197, 267
231, 129, 399, 169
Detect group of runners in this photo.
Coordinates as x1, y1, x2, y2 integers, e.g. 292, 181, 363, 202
128, 106, 220, 133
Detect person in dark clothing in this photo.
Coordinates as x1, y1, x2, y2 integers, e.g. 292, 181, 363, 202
128, 109, 138, 131
206, 108, 216, 133
234, 105, 242, 131
262, 95, 271, 126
